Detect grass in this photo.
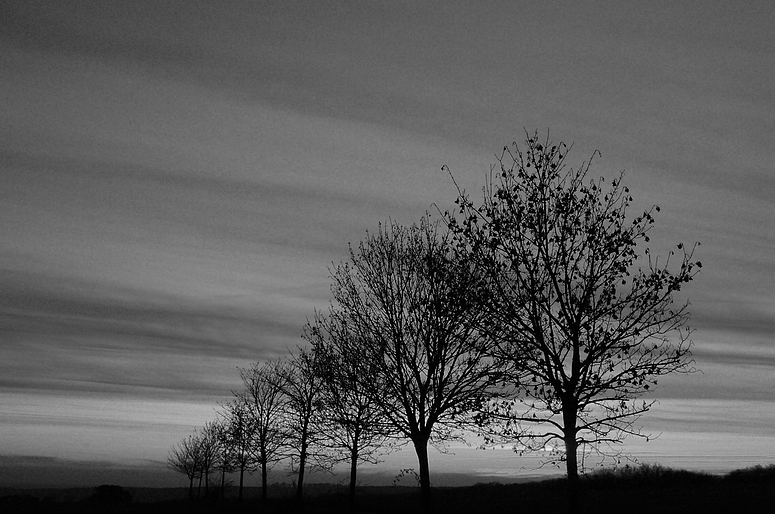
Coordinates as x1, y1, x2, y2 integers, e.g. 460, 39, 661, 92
2, 464, 774, 513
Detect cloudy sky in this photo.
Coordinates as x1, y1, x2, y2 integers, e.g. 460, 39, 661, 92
2, 0, 774, 488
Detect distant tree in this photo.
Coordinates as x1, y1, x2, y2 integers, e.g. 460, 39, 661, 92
88, 485, 132, 504
218, 398, 255, 500
210, 417, 236, 500
444, 132, 701, 512
167, 431, 203, 500
329, 217, 499, 510
280, 347, 331, 502
305, 310, 398, 505
239, 359, 288, 500
197, 420, 223, 498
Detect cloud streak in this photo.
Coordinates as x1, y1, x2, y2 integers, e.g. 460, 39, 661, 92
2, 0, 775, 485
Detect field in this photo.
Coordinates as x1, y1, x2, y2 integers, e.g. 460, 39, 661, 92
2, 464, 773, 514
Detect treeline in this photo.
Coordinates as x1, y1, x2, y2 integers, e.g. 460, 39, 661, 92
167, 347, 395, 504
167, 133, 702, 513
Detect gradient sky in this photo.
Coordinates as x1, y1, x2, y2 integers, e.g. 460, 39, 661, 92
2, 0, 774, 488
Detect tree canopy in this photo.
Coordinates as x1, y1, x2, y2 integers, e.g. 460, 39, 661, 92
444, 132, 700, 510
328, 216, 500, 507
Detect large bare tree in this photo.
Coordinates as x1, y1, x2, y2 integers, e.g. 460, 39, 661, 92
445, 132, 701, 511
329, 217, 499, 509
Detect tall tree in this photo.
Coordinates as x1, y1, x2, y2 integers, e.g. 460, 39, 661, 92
239, 359, 288, 501
305, 310, 397, 505
445, 132, 701, 511
281, 347, 331, 502
329, 217, 499, 510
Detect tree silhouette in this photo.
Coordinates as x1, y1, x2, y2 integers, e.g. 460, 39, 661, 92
210, 417, 236, 500
280, 347, 332, 502
218, 399, 255, 501
167, 430, 204, 501
238, 359, 288, 500
196, 420, 221, 498
445, 132, 701, 512
305, 309, 398, 505
329, 217, 499, 510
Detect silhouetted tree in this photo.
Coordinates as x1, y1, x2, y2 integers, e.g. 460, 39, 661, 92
305, 310, 398, 505
239, 359, 288, 500
281, 347, 332, 502
329, 217, 499, 510
211, 417, 236, 500
167, 430, 204, 500
221, 396, 258, 501
196, 420, 221, 498
88, 485, 132, 504
445, 132, 701, 513
219, 398, 254, 500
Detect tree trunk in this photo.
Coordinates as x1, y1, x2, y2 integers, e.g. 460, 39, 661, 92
188, 476, 194, 501
238, 464, 245, 501
296, 442, 308, 501
349, 447, 359, 507
563, 405, 580, 514
261, 459, 268, 500
220, 463, 226, 500
412, 437, 432, 513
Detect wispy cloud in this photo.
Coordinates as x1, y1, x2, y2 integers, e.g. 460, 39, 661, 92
2, 0, 775, 484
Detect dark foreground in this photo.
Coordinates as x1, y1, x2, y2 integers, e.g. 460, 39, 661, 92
2, 464, 774, 514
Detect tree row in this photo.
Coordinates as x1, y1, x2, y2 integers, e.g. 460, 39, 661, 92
168, 133, 701, 513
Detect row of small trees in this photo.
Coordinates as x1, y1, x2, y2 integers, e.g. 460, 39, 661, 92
168, 133, 701, 513
167, 350, 396, 504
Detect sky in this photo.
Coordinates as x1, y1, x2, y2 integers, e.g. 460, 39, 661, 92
1, 0, 774, 489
